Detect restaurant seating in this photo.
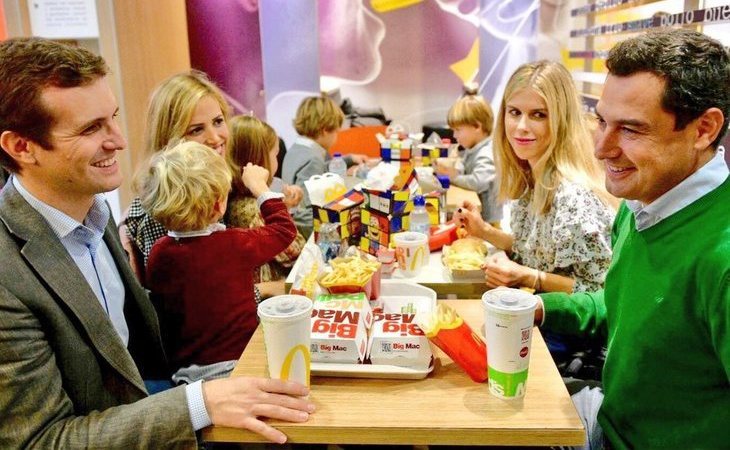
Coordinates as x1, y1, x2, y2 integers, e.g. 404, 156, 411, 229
329, 125, 387, 158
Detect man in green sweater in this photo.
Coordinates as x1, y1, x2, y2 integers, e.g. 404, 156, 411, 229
535, 29, 729, 449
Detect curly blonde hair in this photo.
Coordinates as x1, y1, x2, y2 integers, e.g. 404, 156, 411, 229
227, 115, 277, 197
493, 60, 616, 215
140, 141, 232, 232
293, 95, 344, 138
447, 94, 494, 137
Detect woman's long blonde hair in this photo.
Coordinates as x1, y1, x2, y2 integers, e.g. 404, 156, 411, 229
494, 60, 617, 214
144, 70, 229, 158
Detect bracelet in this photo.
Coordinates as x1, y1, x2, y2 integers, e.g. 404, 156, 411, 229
530, 268, 539, 290
536, 270, 543, 292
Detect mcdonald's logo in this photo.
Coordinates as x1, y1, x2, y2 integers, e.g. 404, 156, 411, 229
280, 344, 311, 387
409, 245, 426, 271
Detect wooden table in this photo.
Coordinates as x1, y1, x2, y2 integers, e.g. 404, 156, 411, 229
202, 300, 585, 447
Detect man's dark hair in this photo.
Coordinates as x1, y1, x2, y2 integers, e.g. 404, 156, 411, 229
0, 37, 108, 172
606, 29, 730, 149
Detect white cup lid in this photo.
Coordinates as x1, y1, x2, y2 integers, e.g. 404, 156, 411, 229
482, 288, 537, 313
393, 231, 428, 246
258, 295, 313, 322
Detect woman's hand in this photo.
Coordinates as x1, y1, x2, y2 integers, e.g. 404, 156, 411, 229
282, 184, 303, 208
483, 254, 535, 290
453, 201, 489, 239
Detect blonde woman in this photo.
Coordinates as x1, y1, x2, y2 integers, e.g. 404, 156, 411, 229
225, 115, 305, 289
141, 141, 296, 381
455, 60, 617, 294
125, 70, 230, 265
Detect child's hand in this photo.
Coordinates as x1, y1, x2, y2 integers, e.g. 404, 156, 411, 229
435, 160, 457, 178
242, 163, 271, 198
282, 184, 303, 208
348, 153, 368, 165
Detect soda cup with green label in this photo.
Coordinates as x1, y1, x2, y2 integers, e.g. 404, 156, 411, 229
482, 288, 537, 399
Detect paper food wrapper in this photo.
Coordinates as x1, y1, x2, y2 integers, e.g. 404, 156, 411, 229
310, 292, 378, 364
367, 296, 433, 369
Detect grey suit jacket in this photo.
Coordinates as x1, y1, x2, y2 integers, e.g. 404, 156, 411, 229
0, 182, 196, 449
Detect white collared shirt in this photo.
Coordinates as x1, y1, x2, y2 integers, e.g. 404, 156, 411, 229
627, 147, 728, 231
12, 176, 128, 344
12, 176, 216, 431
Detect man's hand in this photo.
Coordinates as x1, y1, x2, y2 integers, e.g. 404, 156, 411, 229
282, 185, 303, 208
203, 376, 315, 444
241, 163, 271, 198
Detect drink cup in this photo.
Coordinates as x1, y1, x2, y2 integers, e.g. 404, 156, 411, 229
393, 231, 429, 277
481, 288, 538, 399
257, 295, 313, 386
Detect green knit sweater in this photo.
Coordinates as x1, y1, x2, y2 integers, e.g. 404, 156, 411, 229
541, 178, 730, 449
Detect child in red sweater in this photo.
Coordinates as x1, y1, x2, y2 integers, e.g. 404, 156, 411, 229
140, 141, 296, 382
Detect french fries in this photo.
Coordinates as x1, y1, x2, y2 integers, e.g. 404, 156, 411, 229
442, 252, 485, 271
300, 262, 320, 299
417, 303, 464, 337
417, 303, 488, 383
319, 256, 381, 288
443, 237, 487, 272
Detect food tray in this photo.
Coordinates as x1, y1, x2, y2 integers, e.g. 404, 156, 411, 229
311, 280, 436, 379
312, 357, 434, 380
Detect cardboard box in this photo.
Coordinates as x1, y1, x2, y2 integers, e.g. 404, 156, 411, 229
312, 189, 364, 245
359, 235, 388, 256
362, 166, 420, 216
314, 292, 373, 329
367, 311, 432, 369
413, 144, 448, 166
361, 208, 409, 247
310, 307, 368, 363
380, 138, 414, 161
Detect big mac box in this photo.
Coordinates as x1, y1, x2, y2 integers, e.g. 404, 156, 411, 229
310, 293, 371, 364
367, 296, 433, 369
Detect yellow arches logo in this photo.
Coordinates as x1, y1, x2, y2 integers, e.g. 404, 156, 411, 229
409, 245, 426, 271
280, 344, 311, 387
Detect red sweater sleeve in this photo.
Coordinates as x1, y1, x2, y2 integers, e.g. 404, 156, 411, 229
231, 198, 297, 267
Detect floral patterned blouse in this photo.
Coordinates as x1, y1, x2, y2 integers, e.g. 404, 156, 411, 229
225, 194, 305, 283
510, 181, 615, 292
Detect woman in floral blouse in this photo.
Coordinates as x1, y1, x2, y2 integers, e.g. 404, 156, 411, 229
455, 60, 618, 294
225, 115, 306, 287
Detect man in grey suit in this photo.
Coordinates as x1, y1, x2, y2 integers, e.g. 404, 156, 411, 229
0, 38, 314, 448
